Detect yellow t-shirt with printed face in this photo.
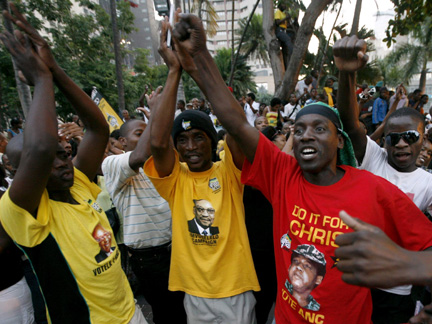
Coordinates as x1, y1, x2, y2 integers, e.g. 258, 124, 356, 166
144, 142, 260, 298
275, 9, 287, 29
0, 168, 135, 324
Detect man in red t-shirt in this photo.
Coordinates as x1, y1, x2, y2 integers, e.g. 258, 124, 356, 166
170, 13, 432, 324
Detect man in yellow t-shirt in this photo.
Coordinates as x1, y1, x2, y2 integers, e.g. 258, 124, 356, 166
275, 3, 294, 67
143, 19, 259, 324
0, 7, 142, 324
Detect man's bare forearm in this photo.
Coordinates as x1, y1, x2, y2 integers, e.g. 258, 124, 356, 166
189, 51, 246, 135
150, 70, 181, 150
51, 64, 107, 132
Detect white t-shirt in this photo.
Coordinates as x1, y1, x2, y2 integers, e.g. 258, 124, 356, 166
360, 136, 432, 295
283, 103, 300, 120
244, 101, 259, 127
295, 80, 312, 98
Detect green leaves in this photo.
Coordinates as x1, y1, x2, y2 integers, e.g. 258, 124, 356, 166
384, 0, 432, 46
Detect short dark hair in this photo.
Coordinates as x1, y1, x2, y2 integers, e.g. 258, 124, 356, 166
384, 107, 425, 134
178, 99, 185, 106
10, 117, 21, 127
119, 119, 143, 138
247, 92, 256, 101
217, 129, 227, 142
270, 97, 282, 107
110, 129, 121, 139
413, 89, 422, 95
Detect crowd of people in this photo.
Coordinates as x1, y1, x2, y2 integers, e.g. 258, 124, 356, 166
1, 4, 432, 324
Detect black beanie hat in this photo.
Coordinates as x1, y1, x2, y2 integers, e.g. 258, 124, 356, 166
172, 110, 218, 150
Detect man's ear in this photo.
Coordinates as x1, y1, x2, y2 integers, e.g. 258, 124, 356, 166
315, 275, 324, 286
337, 134, 344, 150
119, 137, 127, 150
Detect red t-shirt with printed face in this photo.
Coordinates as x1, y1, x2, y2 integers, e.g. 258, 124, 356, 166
242, 133, 432, 324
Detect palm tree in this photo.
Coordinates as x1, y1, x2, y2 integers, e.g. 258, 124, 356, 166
389, 18, 432, 93
214, 48, 256, 97
235, 14, 268, 64
191, 0, 218, 37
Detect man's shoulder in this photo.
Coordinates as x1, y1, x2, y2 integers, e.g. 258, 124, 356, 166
102, 152, 129, 171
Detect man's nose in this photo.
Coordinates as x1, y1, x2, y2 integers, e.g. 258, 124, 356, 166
395, 138, 409, 148
185, 138, 197, 150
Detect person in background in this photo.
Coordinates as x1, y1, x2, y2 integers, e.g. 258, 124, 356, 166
7, 117, 23, 140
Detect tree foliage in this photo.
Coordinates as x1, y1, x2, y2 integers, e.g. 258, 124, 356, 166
384, 0, 432, 46
383, 18, 432, 92
235, 14, 268, 64
213, 48, 256, 98
0, 0, 157, 124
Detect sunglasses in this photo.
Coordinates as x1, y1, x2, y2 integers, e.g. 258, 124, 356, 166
271, 130, 283, 141
385, 130, 421, 146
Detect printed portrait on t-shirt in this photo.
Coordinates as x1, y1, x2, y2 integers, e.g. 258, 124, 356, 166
283, 241, 326, 311
92, 223, 115, 263
188, 199, 220, 236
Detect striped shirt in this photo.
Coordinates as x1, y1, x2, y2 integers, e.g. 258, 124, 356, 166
102, 152, 172, 248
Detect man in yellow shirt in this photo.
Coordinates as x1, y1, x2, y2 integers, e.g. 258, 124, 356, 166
143, 17, 259, 323
275, 3, 295, 67
0, 6, 142, 323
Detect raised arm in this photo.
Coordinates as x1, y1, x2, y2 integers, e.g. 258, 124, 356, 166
0, 24, 56, 215
172, 13, 259, 164
149, 18, 181, 177
128, 87, 162, 171
334, 36, 368, 164
6, 4, 109, 180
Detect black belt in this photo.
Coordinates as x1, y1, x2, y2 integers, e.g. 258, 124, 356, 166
127, 241, 172, 255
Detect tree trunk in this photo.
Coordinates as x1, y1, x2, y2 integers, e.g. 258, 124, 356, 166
0, 0, 32, 118
317, 2, 342, 86
262, 0, 284, 91
110, 0, 125, 112
228, 0, 261, 86
275, 0, 333, 100
419, 58, 428, 93
350, 0, 363, 36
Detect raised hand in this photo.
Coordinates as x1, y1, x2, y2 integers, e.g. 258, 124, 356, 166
0, 29, 51, 85
172, 11, 207, 57
158, 16, 180, 71
171, 10, 205, 75
335, 210, 414, 288
145, 86, 163, 112
333, 35, 368, 73
3, 3, 57, 70
58, 122, 84, 142
409, 304, 432, 324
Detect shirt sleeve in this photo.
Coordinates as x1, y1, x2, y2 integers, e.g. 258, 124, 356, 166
143, 150, 181, 202
102, 152, 137, 199
379, 180, 432, 251
0, 189, 52, 247
274, 9, 283, 20
358, 136, 388, 172
242, 132, 296, 203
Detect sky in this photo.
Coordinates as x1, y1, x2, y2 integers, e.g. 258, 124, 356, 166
302, 0, 395, 53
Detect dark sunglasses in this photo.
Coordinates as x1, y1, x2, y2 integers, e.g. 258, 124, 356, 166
385, 130, 421, 146
271, 130, 282, 141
